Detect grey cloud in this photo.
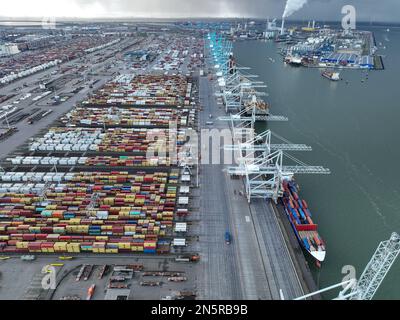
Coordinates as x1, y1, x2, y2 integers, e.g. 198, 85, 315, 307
8, 0, 400, 22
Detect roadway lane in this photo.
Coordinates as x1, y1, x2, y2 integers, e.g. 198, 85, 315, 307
197, 64, 305, 299
197, 76, 243, 300
197, 76, 274, 300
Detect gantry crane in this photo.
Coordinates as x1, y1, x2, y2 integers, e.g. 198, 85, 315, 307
293, 232, 400, 300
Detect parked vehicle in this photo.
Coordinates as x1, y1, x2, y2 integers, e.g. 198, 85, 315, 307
225, 231, 232, 245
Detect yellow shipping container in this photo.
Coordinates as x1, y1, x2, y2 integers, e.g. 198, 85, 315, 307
16, 241, 26, 249
117, 243, 130, 249
119, 212, 130, 217
54, 242, 68, 250
69, 219, 81, 225
124, 226, 136, 232
96, 236, 108, 241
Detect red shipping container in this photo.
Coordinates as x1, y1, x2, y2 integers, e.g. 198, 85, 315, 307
36, 234, 48, 240
22, 234, 36, 241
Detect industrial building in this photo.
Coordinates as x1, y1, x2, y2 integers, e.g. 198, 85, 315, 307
0, 43, 20, 56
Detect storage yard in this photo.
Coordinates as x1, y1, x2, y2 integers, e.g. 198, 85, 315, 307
0, 28, 205, 299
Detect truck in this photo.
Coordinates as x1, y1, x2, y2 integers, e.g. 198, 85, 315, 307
86, 284, 96, 300
168, 277, 188, 282
225, 231, 232, 245
175, 254, 200, 263
21, 255, 36, 261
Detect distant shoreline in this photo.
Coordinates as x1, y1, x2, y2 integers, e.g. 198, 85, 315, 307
0, 17, 399, 26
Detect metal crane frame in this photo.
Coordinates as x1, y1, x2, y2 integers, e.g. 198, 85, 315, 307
350, 232, 400, 300
294, 232, 400, 300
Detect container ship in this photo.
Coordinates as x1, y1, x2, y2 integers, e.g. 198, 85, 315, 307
282, 180, 326, 263
322, 70, 340, 81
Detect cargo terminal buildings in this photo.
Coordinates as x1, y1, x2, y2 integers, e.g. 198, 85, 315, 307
283, 28, 381, 70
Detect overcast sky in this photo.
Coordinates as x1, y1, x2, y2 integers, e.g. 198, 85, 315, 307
0, 0, 397, 22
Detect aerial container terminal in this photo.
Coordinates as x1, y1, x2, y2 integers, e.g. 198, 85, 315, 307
0, 19, 398, 301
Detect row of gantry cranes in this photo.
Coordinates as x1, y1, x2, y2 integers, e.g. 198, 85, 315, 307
206, 31, 399, 300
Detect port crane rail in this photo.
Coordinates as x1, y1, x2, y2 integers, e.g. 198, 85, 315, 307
293, 232, 400, 300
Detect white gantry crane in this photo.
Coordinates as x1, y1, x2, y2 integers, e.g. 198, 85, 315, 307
294, 232, 400, 300
227, 149, 330, 203
224, 128, 330, 203
219, 95, 289, 132
216, 67, 268, 113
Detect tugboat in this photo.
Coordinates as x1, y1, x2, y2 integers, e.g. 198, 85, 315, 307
322, 70, 340, 81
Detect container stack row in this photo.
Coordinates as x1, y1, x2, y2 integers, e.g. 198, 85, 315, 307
7, 156, 171, 167
59, 107, 195, 128
28, 127, 187, 153
82, 75, 189, 107
0, 171, 179, 254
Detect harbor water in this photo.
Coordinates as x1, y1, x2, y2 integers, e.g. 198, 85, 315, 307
234, 26, 400, 299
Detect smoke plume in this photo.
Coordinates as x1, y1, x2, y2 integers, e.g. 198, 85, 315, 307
282, 0, 308, 18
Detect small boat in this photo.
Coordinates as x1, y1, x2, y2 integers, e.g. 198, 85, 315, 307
322, 70, 340, 81
285, 55, 303, 66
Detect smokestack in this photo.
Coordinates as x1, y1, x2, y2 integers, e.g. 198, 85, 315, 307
281, 19, 285, 35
